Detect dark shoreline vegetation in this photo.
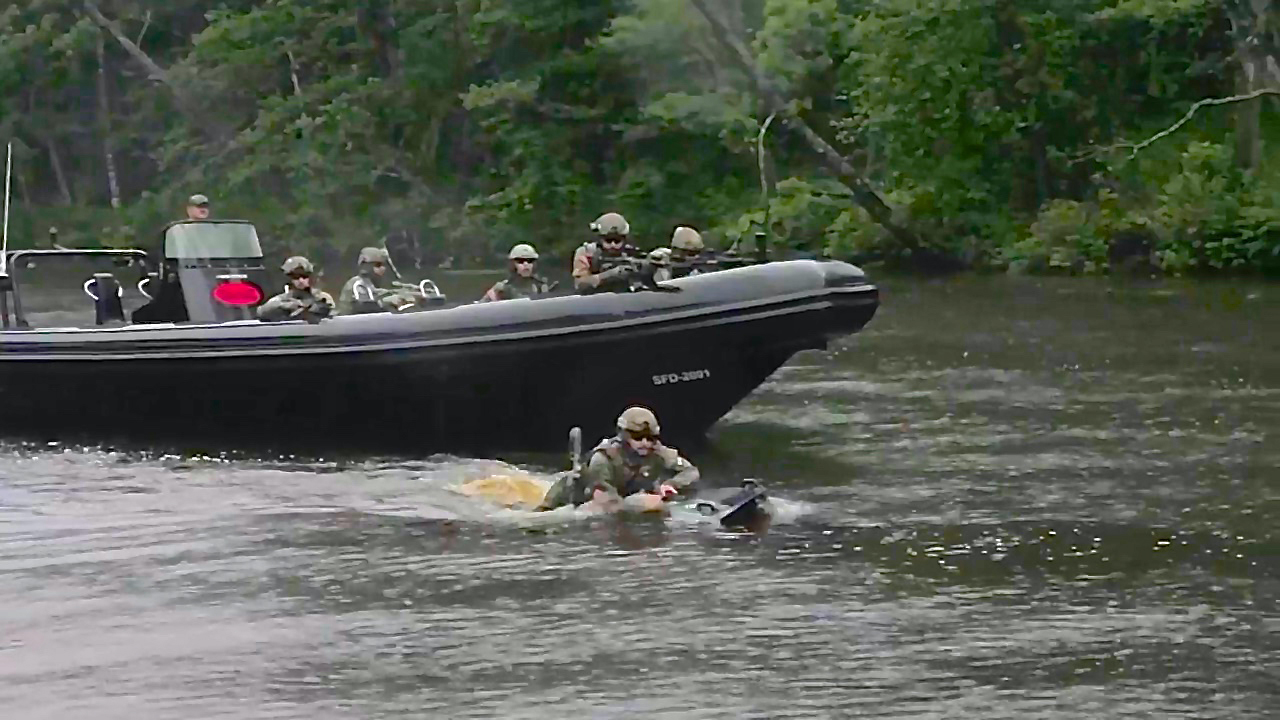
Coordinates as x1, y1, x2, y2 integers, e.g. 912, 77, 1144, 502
2, 0, 1279, 276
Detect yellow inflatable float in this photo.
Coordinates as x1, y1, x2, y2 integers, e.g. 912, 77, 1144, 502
455, 471, 667, 514
455, 473, 553, 509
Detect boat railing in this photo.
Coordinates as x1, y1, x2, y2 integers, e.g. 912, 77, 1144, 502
0, 248, 151, 330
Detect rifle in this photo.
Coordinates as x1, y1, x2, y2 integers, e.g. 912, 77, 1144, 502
285, 296, 329, 323
568, 426, 583, 476
598, 252, 682, 293
355, 278, 448, 311
536, 426, 591, 511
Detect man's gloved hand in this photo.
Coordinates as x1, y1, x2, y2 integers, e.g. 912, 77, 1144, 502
598, 264, 635, 282
379, 291, 418, 312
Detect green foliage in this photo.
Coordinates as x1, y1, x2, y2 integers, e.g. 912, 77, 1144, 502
1002, 197, 1114, 273
1150, 142, 1280, 272
0, 0, 1275, 276
1003, 142, 1280, 275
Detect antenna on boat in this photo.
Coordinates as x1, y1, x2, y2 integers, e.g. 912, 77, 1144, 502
380, 233, 403, 280
0, 141, 11, 328
1, 141, 11, 278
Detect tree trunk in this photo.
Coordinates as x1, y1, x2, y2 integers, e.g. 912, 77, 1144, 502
1227, 0, 1276, 169
46, 138, 73, 206
1031, 126, 1051, 205
1235, 62, 1263, 169
358, 1, 401, 79
17, 168, 31, 209
422, 112, 445, 176
96, 34, 122, 209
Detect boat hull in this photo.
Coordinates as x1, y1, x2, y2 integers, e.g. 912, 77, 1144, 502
0, 260, 877, 454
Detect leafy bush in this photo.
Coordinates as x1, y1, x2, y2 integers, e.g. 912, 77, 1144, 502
1149, 142, 1280, 272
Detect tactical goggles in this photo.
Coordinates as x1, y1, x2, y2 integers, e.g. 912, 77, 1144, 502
512, 258, 536, 265
288, 272, 312, 280
601, 236, 625, 245
625, 429, 659, 442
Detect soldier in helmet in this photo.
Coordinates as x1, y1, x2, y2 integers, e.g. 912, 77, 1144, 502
480, 243, 554, 302
537, 406, 700, 511
572, 212, 639, 293
257, 256, 335, 323
338, 246, 418, 314
669, 226, 710, 278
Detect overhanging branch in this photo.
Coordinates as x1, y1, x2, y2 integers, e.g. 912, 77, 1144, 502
1071, 87, 1280, 164
83, 1, 231, 142
687, 0, 917, 246
83, 1, 171, 84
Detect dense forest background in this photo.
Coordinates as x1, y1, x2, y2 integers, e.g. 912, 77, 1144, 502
2, 0, 1279, 274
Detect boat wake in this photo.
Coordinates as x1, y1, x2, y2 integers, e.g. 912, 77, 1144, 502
0, 442, 812, 536
443, 469, 812, 530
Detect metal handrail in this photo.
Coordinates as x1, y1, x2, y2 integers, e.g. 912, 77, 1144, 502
1, 248, 150, 329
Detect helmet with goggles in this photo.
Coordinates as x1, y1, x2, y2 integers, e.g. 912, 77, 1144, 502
617, 406, 660, 436
591, 212, 630, 239
358, 247, 390, 265
508, 243, 539, 261
281, 256, 315, 277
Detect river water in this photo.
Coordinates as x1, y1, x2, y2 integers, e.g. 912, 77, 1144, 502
1, 274, 1275, 719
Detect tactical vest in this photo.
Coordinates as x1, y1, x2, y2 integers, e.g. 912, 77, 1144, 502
582, 243, 641, 274
494, 274, 551, 300
591, 438, 665, 496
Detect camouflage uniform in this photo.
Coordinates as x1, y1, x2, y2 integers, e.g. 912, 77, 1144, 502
482, 243, 553, 302
258, 286, 335, 323
670, 249, 714, 278
571, 242, 637, 293
482, 274, 553, 302
538, 407, 699, 510
670, 226, 710, 278
581, 437, 699, 496
573, 212, 638, 293
338, 247, 418, 314
258, 256, 335, 323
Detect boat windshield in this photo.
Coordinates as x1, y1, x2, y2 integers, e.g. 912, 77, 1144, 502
164, 222, 263, 259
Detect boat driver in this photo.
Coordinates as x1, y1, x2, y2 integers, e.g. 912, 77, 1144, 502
185, 194, 210, 221
571, 212, 640, 293
257, 256, 335, 323
537, 406, 700, 511
480, 243, 553, 302
338, 246, 418, 314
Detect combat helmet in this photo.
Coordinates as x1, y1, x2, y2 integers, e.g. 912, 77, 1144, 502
281, 256, 314, 276
671, 226, 705, 252
617, 406, 660, 436
358, 246, 390, 265
590, 212, 630, 238
508, 243, 539, 261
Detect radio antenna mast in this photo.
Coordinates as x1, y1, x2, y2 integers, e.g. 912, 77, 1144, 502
1, 141, 11, 277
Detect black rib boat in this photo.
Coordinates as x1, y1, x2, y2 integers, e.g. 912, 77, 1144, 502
0, 220, 878, 453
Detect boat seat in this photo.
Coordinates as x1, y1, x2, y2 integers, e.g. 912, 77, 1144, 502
131, 273, 188, 324
84, 273, 126, 326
